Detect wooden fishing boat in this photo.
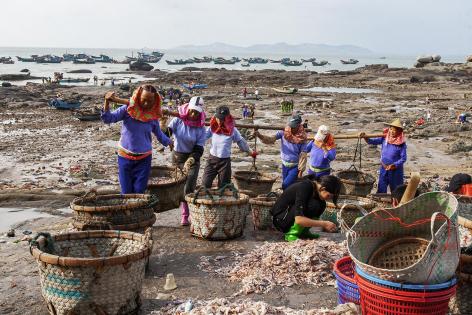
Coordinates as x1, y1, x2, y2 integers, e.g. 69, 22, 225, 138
48, 99, 81, 110
340, 59, 359, 64
312, 60, 329, 66
59, 78, 91, 83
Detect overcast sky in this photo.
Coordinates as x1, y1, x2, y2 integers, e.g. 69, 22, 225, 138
1, 0, 471, 55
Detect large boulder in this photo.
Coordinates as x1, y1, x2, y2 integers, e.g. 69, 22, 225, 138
67, 69, 92, 74
0, 73, 31, 81
416, 55, 434, 64
129, 61, 153, 71
1, 82, 12, 87
20, 69, 30, 73
466, 55, 472, 63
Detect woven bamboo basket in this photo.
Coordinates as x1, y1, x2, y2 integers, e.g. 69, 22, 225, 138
320, 195, 376, 226
185, 186, 249, 240
71, 192, 157, 232
249, 192, 278, 230
233, 171, 276, 197
30, 230, 152, 315
348, 192, 460, 284
147, 165, 187, 212
367, 193, 392, 210
368, 237, 430, 270
335, 169, 376, 197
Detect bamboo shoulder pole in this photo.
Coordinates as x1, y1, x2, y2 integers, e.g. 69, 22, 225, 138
399, 172, 421, 205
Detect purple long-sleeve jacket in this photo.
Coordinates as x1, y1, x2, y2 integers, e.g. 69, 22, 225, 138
101, 105, 170, 154
306, 141, 336, 169
367, 137, 407, 168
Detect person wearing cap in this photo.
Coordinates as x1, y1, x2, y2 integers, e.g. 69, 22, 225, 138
101, 85, 173, 194
271, 175, 340, 241
255, 114, 308, 189
202, 106, 257, 188
361, 118, 407, 193
446, 173, 472, 196
166, 96, 207, 225
305, 125, 336, 178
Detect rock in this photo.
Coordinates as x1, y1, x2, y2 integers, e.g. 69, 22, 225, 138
417, 55, 434, 64
67, 69, 92, 74
120, 84, 130, 91
129, 61, 153, 71
181, 67, 200, 72
23, 230, 32, 235
432, 54, 441, 62
358, 64, 388, 72
6, 229, 15, 237
20, 69, 30, 73
467, 55, 472, 63
0, 73, 31, 81
1, 82, 12, 87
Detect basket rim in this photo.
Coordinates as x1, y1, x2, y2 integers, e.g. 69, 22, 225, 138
72, 215, 156, 231
30, 230, 152, 267
326, 195, 376, 210
355, 265, 457, 290
333, 256, 356, 283
185, 190, 249, 205
249, 196, 277, 206
233, 170, 277, 183
335, 170, 375, 185
367, 236, 430, 267
147, 165, 187, 188
70, 194, 151, 212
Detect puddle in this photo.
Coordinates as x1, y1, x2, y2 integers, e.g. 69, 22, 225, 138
300, 87, 382, 94
0, 208, 54, 232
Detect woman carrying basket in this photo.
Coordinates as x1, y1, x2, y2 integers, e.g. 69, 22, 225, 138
305, 125, 336, 178
165, 96, 207, 226
255, 114, 308, 190
271, 175, 340, 241
361, 118, 407, 193
101, 85, 172, 194
202, 105, 257, 188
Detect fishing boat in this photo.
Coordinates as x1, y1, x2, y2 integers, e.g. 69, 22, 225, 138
312, 60, 329, 66
282, 60, 303, 66
301, 58, 317, 62
137, 52, 161, 63
241, 62, 250, 67
36, 55, 63, 63
152, 51, 165, 58
62, 53, 75, 61
59, 78, 91, 83
92, 54, 114, 63
272, 87, 298, 94
193, 56, 212, 63
16, 56, 36, 62
73, 58, 95, 64
231, 57, 241, 62
1, 57, 14, 64
340, 59, 359, 64
180, 83, 208, 91
269, 58, 290, 63
213, 57, 236, 65
166, 59, 192, 65
246, 57, 269, 64
48, 99, 81, 110
125, 56, 138, 62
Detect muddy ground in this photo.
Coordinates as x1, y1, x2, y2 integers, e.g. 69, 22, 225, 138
0, 64, 471, 314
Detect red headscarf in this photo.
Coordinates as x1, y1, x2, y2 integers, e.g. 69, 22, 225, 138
283, 125, 307, 144
210, 115, 235, 136
383, 128, 405, 145
127, 86, 162, 122
314, 133, 336, 150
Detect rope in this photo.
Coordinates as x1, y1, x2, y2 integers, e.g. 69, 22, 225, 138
217, 183, 239, 199
348, 137, 367, 182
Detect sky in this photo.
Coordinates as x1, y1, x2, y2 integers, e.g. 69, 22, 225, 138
1, 0, 471, 55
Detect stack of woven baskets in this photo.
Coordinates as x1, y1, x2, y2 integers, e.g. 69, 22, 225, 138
337, 192, 461, 315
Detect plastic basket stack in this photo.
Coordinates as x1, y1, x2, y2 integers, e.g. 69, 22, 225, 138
333, 256, 360, 305
346, 192, 460, 315
185, 185, 249, 240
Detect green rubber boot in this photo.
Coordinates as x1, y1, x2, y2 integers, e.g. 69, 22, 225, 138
284, 223, 306, 242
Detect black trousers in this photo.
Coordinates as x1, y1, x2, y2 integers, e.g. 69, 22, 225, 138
202, 155, 232, 189
172, 151, 200, 195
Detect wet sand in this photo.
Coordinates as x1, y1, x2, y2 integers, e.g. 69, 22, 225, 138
0, 64, 471, 314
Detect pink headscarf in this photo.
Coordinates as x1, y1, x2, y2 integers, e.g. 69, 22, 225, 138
178, 103, 206, 127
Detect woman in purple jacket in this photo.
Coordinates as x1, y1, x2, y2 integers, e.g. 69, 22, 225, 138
305, 125, 336, 179
101, 85, 172, 194
362, 118, 407, 193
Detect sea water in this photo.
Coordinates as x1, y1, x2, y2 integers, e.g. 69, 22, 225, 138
0, 46, 466, 86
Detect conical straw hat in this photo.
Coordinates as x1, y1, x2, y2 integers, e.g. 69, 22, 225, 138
385, 118, 403, 129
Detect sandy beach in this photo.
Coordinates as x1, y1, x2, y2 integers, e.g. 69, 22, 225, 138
1, 63, 471, 314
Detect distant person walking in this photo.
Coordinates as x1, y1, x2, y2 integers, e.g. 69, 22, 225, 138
255, 89, 259, 100
93, 76, 98, 85
243, 87, 247, 98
